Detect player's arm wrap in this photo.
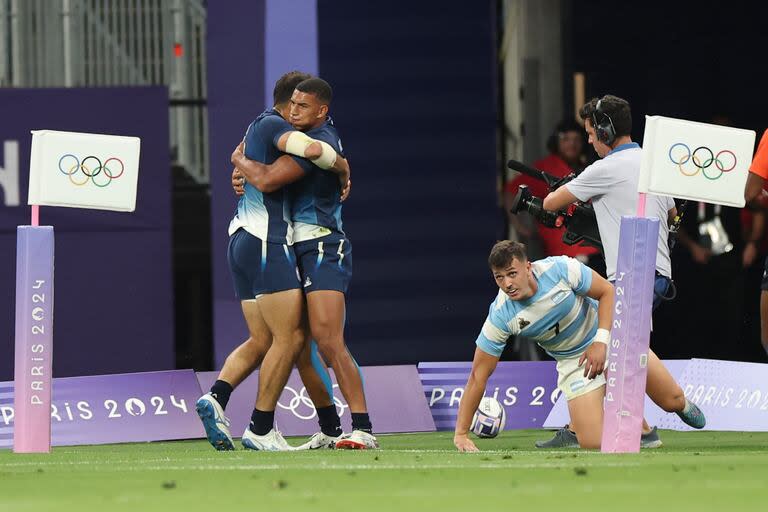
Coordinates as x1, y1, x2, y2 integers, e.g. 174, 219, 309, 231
592, 328, 610, 346
284, 131, 338, 170
313, 140, 338, 170
284, 131, 315, 158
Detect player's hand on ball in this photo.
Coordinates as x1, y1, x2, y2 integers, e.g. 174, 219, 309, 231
578, 342, 607, 379
454, 434, 479, 452
232, 168, 245, 196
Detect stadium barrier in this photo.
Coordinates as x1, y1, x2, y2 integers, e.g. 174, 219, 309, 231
196, 365, 435, 436
4, 359, 767, 448
417, 361, 559, 431
2, 365, 434, 448
1, 370, 202, 448
545, 358, 768, 431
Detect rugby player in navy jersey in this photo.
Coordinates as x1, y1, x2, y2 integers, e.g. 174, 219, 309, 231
196, 71, 351, 451
454, 241, 704, 452
230, 78, 378, 449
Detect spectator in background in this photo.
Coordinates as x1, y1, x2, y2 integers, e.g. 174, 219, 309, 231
745, 128, 768, 357
740, 196, 767, 360
672, 118, 766, 361
674, 204, 749, 359
505, 120, 601, 271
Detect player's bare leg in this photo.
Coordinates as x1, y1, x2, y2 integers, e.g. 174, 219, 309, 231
195, 298, 273, 451
645, 348, 705, 428
294, 340, 344, 449
251, 290, 306, 411
240, 289, 305, 450
567, 386, 605, 449
218, 333, 272, 389
296, 341, 334, 409
306, 290, 377, 448
306, 290, 367, 411
645, 349, 685, 412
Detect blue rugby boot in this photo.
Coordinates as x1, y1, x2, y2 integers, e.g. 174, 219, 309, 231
676, 399, 706, 429
196, 393, 235, 451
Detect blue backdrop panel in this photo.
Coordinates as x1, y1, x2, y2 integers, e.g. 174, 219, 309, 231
317, 2, 500, 363
207, 1, 499, 366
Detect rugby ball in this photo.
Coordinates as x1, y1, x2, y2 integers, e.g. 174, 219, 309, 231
470, 396, 506, 438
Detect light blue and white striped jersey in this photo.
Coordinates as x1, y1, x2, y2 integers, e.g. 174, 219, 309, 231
475, 256, 598, 360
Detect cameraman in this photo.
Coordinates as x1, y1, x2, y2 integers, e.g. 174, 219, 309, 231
542, 95, 675, 301
536, 95, 700, 448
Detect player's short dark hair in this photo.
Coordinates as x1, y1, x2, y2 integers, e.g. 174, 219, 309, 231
488, 241, 528, 269
579, 95, 632, 137
295, 77, 333, 105
274, 71, 312, 105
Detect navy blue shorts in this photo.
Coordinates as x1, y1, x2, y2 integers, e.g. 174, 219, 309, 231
294, 233, 352, 294
227, 228, 301, 300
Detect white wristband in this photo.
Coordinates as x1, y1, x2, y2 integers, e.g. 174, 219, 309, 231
592, 328, 610, 345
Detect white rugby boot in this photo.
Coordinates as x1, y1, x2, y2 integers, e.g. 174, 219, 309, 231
294, 431, 341, 450
335, 430, 379, 450
241, 427, 294, 451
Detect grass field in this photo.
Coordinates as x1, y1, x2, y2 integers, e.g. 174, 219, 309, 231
1, 430, 767, 512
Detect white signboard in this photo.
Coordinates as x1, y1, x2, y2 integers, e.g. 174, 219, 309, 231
28, 130, 140, 212
639, 116, 755, 207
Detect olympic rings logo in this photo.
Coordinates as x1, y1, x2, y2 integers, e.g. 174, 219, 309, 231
668, 143, 737, 181
276, 384, 348, 420
58, 154, 125, 187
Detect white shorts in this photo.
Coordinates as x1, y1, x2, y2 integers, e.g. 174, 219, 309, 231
556, 354, 606, 401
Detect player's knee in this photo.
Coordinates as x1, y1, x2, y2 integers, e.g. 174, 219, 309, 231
316, 341, 346, 363
290, 329, 306, 349
311, 321, 344, 350
310, 321, 336, 344
272, 330, 305, 353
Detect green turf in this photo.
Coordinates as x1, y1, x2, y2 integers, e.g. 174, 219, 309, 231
1, 430, 767, 512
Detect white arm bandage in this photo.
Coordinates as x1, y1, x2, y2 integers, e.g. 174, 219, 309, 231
284, 131, 315, 158
592, 328, 610, 345
314, 140, 338, 170
283, 132, 338, 170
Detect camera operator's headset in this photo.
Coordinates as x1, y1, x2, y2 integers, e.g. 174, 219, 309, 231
591, 98, 617, 146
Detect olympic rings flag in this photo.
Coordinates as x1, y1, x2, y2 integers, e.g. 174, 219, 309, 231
667, 143, 737, 181
639, 116, 755, 207
28, 130, 140, 212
